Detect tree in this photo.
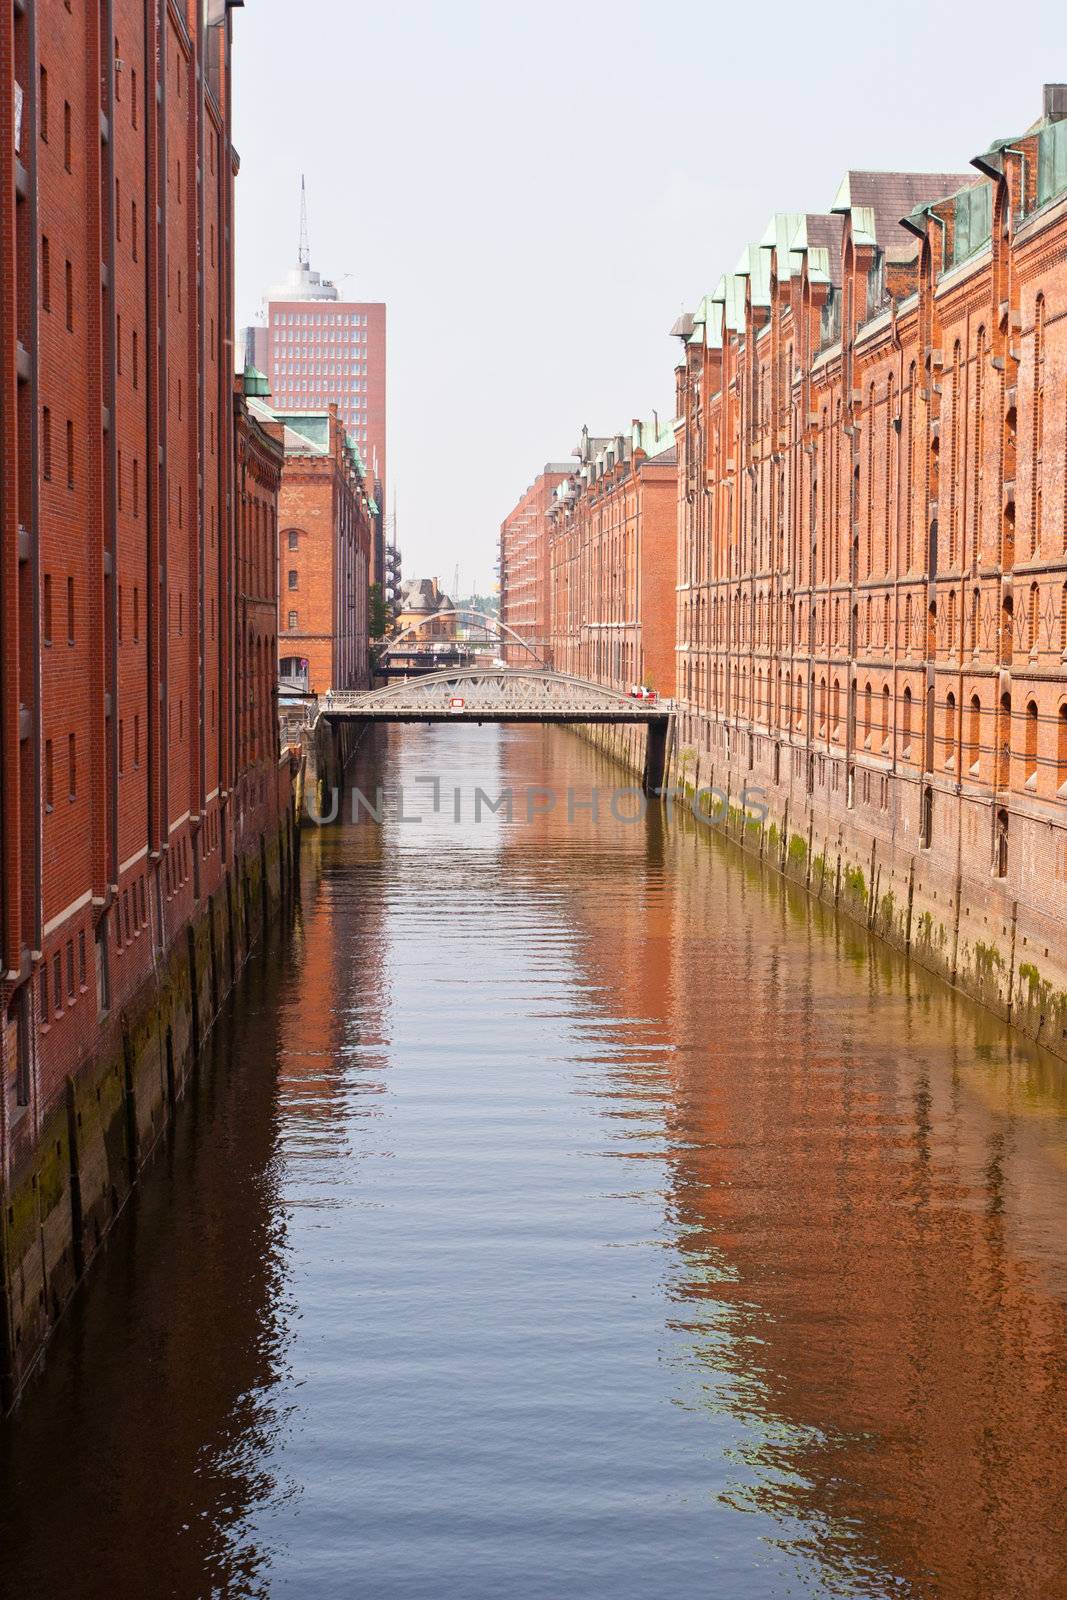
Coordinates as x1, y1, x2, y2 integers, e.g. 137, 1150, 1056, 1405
368, 583, 389, 641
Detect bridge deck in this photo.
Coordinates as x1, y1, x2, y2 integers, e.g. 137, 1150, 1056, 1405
317, 669, 672, 725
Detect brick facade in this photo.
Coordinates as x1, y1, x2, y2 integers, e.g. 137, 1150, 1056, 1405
499, 465, 570, 665
275, 404, 373, 695
548, 421, 677, 695
0, 3, 288, 1259
669, 89, 1067, 1041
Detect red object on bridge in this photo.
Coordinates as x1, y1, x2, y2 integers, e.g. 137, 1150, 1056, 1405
449, 696, 466, 711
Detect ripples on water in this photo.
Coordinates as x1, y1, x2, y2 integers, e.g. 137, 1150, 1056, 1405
2, 724, 1067, 1599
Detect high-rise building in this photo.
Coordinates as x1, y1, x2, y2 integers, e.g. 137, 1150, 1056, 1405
244, 191, 386, 500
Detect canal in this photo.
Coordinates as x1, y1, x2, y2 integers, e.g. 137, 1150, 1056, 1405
2, 723, 1067, 1599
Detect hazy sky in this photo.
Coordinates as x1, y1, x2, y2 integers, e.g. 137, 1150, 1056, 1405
233, 0, 1061, 593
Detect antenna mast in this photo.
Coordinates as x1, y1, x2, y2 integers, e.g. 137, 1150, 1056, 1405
298, 174, 310, 268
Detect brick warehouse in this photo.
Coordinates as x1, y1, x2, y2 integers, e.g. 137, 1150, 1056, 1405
499, 463, 571, 665
506, 87, 1067, 1059
0, 0, 296, 1405
548, 420, 677, 695
270, 401, 375, 696
668, 86, 1067, 1052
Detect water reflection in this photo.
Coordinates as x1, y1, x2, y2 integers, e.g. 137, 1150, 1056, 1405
0, 723, 1065, 1598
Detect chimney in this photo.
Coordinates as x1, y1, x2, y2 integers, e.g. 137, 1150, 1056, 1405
1044, 83, 1067, 122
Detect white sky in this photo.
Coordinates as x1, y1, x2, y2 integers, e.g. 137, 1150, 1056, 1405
233, 0, 1062, 594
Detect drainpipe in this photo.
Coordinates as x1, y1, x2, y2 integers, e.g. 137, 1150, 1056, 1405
102, 0, 119, 897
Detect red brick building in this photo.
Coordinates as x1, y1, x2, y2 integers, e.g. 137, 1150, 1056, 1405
499, 464, 571, 664
672, 85, 1067, 1042
273, 403, 374, 695
548, 421, 677, 694
0, 0, 291, 1401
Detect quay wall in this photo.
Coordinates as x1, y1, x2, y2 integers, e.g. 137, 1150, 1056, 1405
0, 764, 301, 1413
576, 719, 1067, 1065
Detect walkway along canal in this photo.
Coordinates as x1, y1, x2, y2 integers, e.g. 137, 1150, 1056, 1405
2, 722, 1066, 1598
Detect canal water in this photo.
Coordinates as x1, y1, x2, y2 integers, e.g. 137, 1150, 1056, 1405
3, 724, 1067, 1599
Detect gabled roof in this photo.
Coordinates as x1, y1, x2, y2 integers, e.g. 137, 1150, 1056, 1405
831, 170, 979, 260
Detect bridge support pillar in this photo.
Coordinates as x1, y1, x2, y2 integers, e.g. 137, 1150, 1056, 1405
643, 719, 670, 796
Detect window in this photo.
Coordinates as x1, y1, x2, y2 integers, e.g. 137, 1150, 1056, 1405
118, 719, 124, 774
968, 695, 982, 778
288, 529, 298, 550
42, 406, 52, 479
67, 576, 74, 643
68, 732, 76, 799
131, 198, 137, 260
288, 569, 298, 590
1025, 701, 1039, 789
65, 259, 73, 330
134, 713, 140, 768
78, 930, 86, 988
66, 419, 74, 487
66, 940, 74, 999
43, 573, 52, 645
63, 100, 71, 171
132, 329, 138, 388
131, 69, 137, 129
44, 739, 54, 810
288, 609, 298, 629
41, 234, 51, 310
53, 953, 63, 1013
39, 66, 48, 141
39, 969, 49, 1027
133, 586, 139, 640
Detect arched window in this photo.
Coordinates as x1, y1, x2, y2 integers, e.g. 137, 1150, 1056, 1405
944, 691, 956, 770
882, 684, 891, 751
902, 686, 913, 758
1025, 700, 1039, 789
1029, 582, 1040, 655
863, 682, 872, 747
831, 678, 841, 741
1001, 595, 1014, 665
1058, 705, 1067, 795
997, 693, 1012, 789
968, 694, 982, 779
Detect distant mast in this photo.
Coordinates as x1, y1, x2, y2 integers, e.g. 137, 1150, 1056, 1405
298, 174, 310, 268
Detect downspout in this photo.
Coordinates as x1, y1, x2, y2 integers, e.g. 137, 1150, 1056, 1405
102, 0, 120, 897
24, 0, 43, 963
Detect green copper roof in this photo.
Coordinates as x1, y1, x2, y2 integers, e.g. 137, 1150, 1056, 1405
242, 362, 271, 398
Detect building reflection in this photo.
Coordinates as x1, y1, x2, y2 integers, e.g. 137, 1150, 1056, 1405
0, 958, 292, 1598
513, 727, 1067, 1598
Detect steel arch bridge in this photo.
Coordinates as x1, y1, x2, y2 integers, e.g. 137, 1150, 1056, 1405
378, 608, 546, 665
316, 669, 673, 791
